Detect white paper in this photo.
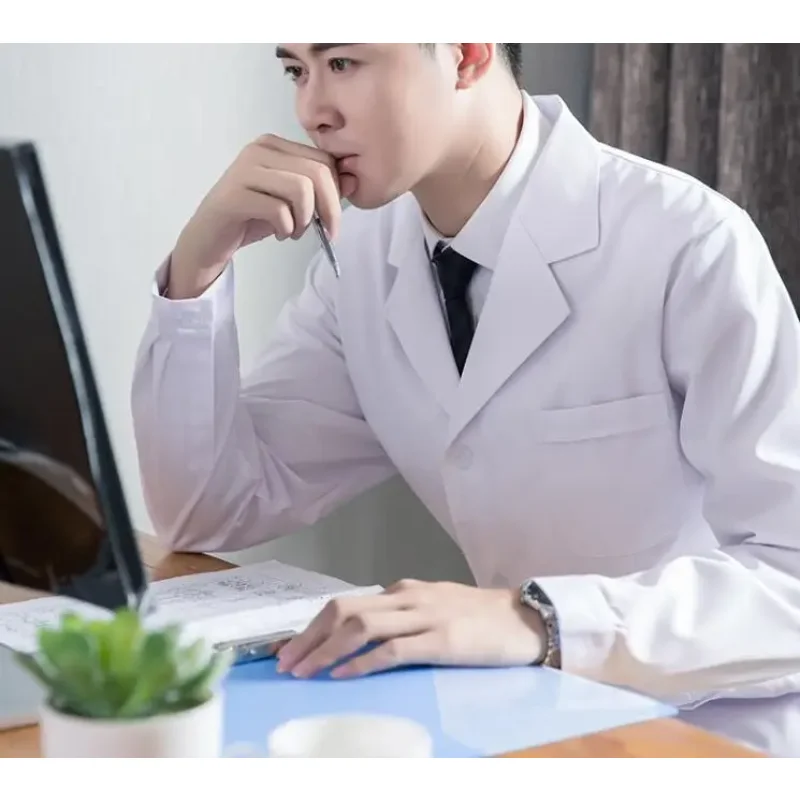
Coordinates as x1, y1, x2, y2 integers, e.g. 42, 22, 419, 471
0, 596, 111, 653
0, 560, 382, 653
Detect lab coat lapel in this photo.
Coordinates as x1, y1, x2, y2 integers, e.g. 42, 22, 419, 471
447, 97, 603, 445
385, 198, 460, 412
446, 219, 570, 443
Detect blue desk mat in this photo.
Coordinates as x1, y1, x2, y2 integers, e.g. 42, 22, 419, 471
221, 656, 675, 757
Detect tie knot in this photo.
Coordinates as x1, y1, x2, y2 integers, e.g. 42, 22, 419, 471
433, 242, 479, 299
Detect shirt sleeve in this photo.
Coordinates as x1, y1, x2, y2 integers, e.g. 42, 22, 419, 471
534, 207, 800, 708
131, 253, 396, 553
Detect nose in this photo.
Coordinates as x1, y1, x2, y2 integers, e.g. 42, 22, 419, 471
296, 76, 344, 138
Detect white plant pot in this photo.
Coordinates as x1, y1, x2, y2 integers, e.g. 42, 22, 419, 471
39, 692, 223, 758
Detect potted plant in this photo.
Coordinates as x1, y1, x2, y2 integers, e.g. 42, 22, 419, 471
14, 607, 233, 757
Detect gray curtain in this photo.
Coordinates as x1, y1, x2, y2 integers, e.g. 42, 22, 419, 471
589, 44, 800, 305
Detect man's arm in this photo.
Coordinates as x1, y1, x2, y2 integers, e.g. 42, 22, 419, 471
534, 207, 800, 705
131, 252, 396, 553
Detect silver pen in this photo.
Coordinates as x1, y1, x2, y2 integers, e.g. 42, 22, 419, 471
312, 212, 341, 278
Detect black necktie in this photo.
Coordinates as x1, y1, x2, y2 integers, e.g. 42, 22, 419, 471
433, 241, 479, 375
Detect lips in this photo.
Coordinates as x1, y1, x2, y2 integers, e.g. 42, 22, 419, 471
336, 155, 358, 173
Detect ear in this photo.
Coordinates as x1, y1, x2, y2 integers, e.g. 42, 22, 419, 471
453, 44, 495, 88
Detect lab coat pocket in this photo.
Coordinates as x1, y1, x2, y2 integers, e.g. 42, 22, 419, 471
529, 391, 682, 561
535, 391, 671, 443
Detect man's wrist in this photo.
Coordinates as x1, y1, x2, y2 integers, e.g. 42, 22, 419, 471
513, 594, 548, 663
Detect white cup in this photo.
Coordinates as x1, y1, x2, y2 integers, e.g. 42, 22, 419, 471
267, 713, 433, 757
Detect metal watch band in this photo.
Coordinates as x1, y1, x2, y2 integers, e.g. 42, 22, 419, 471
520, 578, 562, 669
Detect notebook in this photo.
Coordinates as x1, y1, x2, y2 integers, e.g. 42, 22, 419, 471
221, 657, 677, 757
0, 559, 382, 654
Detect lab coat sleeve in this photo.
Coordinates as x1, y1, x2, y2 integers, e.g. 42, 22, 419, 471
535, 207, 800, 704
130, 253, 395, 553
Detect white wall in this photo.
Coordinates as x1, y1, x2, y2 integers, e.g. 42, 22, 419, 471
0, 44, 595, 589
0, 43, 472, 587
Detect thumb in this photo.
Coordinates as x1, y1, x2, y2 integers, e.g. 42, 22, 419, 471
339, 172, 357, 200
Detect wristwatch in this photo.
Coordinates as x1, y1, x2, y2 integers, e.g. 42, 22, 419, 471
519, 578, 562, 669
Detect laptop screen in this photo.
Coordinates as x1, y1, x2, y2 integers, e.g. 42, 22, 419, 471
0, 140, 147, 611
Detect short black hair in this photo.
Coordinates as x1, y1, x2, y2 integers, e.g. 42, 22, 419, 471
498, 44, 523, 87
421, 44, 523, 87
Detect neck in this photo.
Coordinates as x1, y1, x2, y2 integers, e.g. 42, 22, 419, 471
414, 84, 524, 237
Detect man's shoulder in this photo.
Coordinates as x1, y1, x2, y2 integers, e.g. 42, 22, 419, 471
597, 141, 746, 240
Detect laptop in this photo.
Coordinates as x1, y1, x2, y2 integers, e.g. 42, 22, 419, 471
0, 140, 149, 728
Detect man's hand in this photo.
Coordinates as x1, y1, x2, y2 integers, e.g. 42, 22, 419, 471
275, 579, 546, 679
169, 134, 349, 299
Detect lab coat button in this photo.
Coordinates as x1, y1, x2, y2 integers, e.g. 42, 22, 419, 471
451, 444, 473, 469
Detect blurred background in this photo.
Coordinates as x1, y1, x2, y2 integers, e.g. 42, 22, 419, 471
0, 44, 797, 587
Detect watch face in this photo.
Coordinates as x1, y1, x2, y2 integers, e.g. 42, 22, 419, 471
524, 581, 543, 603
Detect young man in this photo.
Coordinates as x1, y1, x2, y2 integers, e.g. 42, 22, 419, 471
132, 44, 800, 756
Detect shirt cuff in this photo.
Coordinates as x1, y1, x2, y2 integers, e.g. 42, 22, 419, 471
150, 255, 235, 335
532, 573, 621, 679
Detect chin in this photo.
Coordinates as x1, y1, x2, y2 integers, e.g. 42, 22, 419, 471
346, 182, 404, 211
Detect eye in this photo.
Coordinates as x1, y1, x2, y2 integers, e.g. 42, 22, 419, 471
283, 64, 304, 81
329, 57, 353, 73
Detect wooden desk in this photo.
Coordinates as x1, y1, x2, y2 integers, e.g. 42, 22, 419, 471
0, 536, 764, 758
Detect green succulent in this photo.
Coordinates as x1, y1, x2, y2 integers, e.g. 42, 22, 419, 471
14, 608, 232, 719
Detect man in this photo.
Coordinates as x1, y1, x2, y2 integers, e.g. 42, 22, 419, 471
132, 44, 800, 756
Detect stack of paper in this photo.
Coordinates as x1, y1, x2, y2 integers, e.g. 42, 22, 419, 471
0, 560, 382, 653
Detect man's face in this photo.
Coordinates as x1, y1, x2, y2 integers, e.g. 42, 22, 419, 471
276, 44, 462, 209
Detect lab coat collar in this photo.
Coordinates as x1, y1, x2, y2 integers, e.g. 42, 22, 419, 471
419, 89, 548, 270
388, 94, 601, 273
385, 95, 602, 434
519, 94, 601, 264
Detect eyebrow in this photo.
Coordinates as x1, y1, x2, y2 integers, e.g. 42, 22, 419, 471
275, 44, 356, 60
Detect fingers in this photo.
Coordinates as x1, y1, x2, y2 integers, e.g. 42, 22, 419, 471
285, 610, 427, 678
254, 134, 338, 175
330, 633, 437, 679
267, 638, 291, 657
230, 191, 290, 239
276, 594, 398, 671
248, 136, 342, 239
244, 169, 315, 239
276, 593, 415, 677
303, 159, 342, 239
338, 172, 357, 200
276, 620, 328, 674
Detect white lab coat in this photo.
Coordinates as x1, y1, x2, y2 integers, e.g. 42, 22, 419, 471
132, 95, 800, 756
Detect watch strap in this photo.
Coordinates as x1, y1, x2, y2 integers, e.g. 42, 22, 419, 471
520, 578, 562, 669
